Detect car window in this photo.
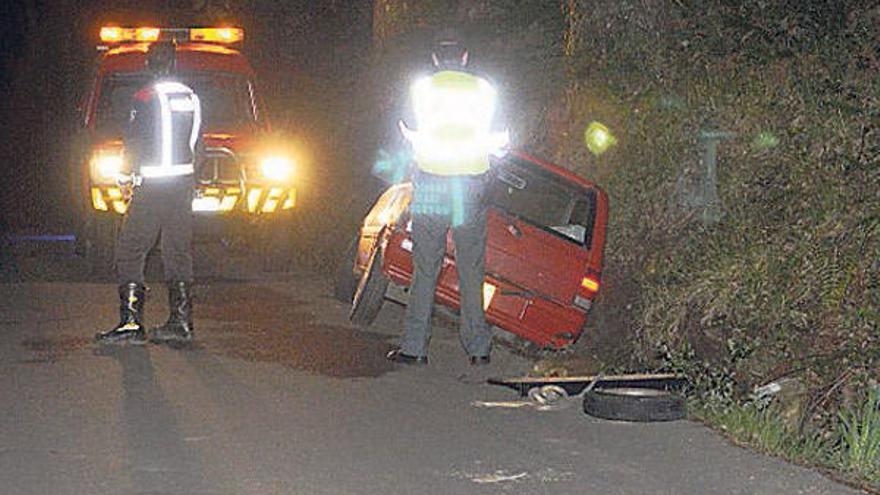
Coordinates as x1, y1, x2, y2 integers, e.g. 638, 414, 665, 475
95, 72, 255, 135
487, 157, 596, 247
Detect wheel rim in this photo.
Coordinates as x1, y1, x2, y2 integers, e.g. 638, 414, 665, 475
597, 387, 670, 398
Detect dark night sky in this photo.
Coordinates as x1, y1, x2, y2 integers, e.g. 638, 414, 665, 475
0, 2, 26, 82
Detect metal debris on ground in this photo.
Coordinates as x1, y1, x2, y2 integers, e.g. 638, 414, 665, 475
473, 379, 601, 411
470, 471, 528, 484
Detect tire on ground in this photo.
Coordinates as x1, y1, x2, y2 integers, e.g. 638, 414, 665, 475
583, 387, 685, 422
349, 246, 388, 326
333, 235, 360, 302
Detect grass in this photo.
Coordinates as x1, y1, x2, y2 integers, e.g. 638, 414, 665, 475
694, 389, 880, 490
695, 401, 830, 466
838, 387, 880, 481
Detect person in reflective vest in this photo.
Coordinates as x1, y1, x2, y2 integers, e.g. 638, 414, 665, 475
96, 42, 202, 345
386, 35, 508, 366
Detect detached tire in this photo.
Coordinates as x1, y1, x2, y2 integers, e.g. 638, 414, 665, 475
333, 235, 360, 302
349, 247, 388, 326
583, 387, 685, 422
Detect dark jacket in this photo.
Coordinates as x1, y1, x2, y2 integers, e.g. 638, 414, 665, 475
124, 79, 203, 179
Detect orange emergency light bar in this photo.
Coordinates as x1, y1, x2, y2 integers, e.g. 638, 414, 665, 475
100, 26, 161, 43
99, 26, 244, 45
190, 28, 244, 44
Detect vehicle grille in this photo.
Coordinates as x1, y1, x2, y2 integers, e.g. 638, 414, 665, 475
197, 148, 240, 185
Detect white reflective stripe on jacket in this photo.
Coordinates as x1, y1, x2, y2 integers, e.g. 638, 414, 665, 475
140, 81, 201, 178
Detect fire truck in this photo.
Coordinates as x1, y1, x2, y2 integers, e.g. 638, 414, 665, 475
72, 26, 299, 272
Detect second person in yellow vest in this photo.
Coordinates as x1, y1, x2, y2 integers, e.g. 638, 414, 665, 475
387, 34, 508, 366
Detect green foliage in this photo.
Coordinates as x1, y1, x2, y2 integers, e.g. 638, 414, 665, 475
837, 387, 880, 480
534, 5, 880, 485
697, 401, 831, 465
692, 386, 880, 488
657, 332, 755, 411
548, 0, 879, 403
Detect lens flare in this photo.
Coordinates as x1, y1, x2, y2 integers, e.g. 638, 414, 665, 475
260, 156, 293, 181
584, 122, 617, 156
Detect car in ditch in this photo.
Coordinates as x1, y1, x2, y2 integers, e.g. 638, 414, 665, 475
336, 150, 609, 349
71, 26, 300, 272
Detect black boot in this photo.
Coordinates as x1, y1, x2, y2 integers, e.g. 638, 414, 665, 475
95, 282, 147, 344
149, 281, 194, 343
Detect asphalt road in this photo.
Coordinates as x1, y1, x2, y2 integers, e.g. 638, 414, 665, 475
0, 240, 862, 494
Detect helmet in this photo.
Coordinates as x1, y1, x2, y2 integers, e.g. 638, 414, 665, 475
145, 42, 176, 77
431, 37, 468, 69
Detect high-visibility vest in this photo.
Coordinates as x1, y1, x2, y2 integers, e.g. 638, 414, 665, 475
406, 70, 502, 176
128, 80, 201, 178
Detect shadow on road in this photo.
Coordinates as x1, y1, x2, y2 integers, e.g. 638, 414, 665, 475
0, 237, 284, 284
196, 283, 396, 378
96, 345, 217, 494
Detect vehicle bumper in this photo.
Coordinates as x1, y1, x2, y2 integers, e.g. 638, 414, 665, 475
89, 184, 296, 216
382, 233, 588, 349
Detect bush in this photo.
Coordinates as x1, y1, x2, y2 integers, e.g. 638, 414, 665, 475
548, 0, 879, 414
838, 387, 880, 481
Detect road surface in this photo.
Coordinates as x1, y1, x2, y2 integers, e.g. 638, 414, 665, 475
0, 240, 861, 494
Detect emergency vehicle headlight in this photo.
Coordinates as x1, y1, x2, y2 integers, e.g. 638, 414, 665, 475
260, 156, 293, 182
190, 28, 244, 44
96, 155, 123, 180
90, 149, 126, 183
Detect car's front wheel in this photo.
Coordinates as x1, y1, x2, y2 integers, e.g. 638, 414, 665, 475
349, 246, 388, 326
333, 234, 360, 302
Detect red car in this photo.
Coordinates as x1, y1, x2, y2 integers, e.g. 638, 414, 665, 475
337, 151, 609, 349
72, 26, 299, 270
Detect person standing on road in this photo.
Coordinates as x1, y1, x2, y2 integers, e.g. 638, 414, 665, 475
386, 34, 508, 366
95, 42, 202, 345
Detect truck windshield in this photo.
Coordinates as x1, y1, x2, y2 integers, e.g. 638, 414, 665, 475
95, 72, 255, 135
487, 157, 596, 247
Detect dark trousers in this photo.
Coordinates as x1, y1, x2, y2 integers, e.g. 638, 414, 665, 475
401, 172, 492, 358
115, 178, 194, 285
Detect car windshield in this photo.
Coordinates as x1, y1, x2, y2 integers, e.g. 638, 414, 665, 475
486, 156, 596, 246
95, 72, 255, 135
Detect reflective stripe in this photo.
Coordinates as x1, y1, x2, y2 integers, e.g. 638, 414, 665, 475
140, 164, 194, 177
148, 81, 200, 178
157, 87, 174, 168
190, 93, 201, 152
154, 81, 192, 93
169, 97, 195, 111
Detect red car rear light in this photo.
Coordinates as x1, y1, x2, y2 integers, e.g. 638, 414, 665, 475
574, 274, 600, 311
580, 276, 600, 294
